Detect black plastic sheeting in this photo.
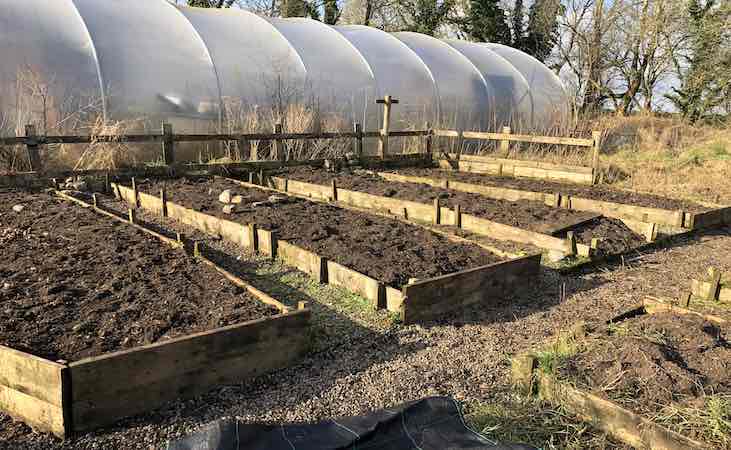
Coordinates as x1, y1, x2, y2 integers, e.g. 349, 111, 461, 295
166, 396, 537, 450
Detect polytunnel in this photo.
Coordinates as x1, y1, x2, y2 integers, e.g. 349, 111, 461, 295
0, 0, 569, 140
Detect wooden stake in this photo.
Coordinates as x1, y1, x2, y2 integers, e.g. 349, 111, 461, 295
92, 193, 98, 208
193, 241, 201, 257
680, 291, 692, 308
131, 177, 140, 208
353, 122, 363, 160
162, 122, 174, 165
104, 172, 111, 194
425, 122, 433, 158
591, 130, 601, 184
160, 188, 168, 218
331, 179, 337, 202
297, 301, 308, 310
433, 198, 441, 225
499, 126, 511, 155
176, 232, 183, 243
258, 169, 264, 186
248, 223, 258, 252
128, 208, 136, 224
248, 172, 254, 184
25, 124, 41, 172
566, 231, 577, 255
376, 95, 399, 159
590, 237, 601, 250
454, 204, 461, 228
273, 122, 284, 161
707, 267, 722, 301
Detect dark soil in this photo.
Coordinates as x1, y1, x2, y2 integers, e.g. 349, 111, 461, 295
560, 312, 731, 421
137, 178, 503, 288
0, 189, 279, 362
278, 167, 646, 255
392, 168, 710, 213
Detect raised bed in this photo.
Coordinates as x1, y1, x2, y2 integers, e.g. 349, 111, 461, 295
0, 190, 310, 437
512, 296, 729, 449
384, 168, 731, 231
273, 167, 652, 257
112, 178, 541, 324
435, 152, 596, 185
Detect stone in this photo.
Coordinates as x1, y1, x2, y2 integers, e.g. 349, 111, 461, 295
222, 204, 237, 214
268, 195, 287, 204
12, 204, 24, 213
218, 189, 233, 204
251, 201, 269, 208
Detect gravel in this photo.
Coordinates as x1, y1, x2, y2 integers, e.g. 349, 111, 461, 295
2, 192, 730, 450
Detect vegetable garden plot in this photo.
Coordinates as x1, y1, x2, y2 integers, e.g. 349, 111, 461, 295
513, 297, 731, 449
275, 167, 648, 256
114, 178, 541, 324
387, 168, 731, 231
0, 189, 309, 437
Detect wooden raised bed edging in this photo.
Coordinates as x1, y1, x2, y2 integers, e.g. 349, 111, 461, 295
0, 193, 311, 437
112, 182, 541, 324
689, 267, 731, 304
378, 171, 731, 232
511, 297, 714, 450
434, 151, 596, 185
261, 175, 591, 258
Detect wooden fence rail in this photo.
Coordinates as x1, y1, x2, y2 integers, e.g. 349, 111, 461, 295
1, 95, 601, 175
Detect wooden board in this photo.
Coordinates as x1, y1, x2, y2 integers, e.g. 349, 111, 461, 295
68, 310, 310, 432
327, 261, 382, 307
643, 297, 728, 324
538, 374, 707, 450
0, 346, 67, 437
566, 196, 686, 229
690, 279, 731, 303
689, 206, 731, 229
401, 254, 541, 324
277, 241, 325, 282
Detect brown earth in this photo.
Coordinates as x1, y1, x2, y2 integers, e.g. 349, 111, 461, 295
391, 168, 711, 213
137, 177, 503, 288
0, 189, 279, 362
560, 311, 731, 424
278, 167, 646, 255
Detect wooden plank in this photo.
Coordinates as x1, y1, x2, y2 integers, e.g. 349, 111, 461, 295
690, 279, 731, 303
689, 206, 731, 229
568, 196, 687, 229
386, 287, 405, 313
284, 178, 331, 201
643, 297, 728, 324
0, 346, 66, 436
326, 261, 381, 307
401, 254, 541, 323
460, 214, 572, 254
277, 241, 325, 282
257, 229, 276, 258
538, 374, 707, 450
69, 310, 310, 432
449, 153, 594, 173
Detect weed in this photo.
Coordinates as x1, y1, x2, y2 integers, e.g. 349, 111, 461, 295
654, 394, 731, 448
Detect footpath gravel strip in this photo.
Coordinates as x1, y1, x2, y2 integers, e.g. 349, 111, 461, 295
1, 192, 730, 449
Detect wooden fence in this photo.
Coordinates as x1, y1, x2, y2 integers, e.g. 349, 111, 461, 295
1, 96, 601, 182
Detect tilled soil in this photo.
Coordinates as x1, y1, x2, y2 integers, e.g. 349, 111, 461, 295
0, 189, 279, 362
279, 167, 646, 255
559, 312, 731, 442
1, 206, 729, 450
391, 168, 711, 213
138, 178, 503, 288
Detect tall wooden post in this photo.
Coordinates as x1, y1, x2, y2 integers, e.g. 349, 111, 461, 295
25, 124, 41, 172
591, 130, 602, 184
353, 122, 363, 160
162, 122, 174, 165
499, 126, 511, 155
376, 95, 399, 159
273, 122, 284, 161
425, 122, 433, 159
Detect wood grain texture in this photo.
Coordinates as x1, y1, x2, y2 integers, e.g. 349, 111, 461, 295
68, 311, 310, 432
401, 254, 541, 324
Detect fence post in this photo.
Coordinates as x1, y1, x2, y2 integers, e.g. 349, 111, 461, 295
274, 122, 284, 161
591, 130, 602, 184
353, 122, 363, 160
499, 126, 511, 156
25, 124, 41, 172
425, 122, 433, 159
376, 95, 399, 159
162, 122, 174, 165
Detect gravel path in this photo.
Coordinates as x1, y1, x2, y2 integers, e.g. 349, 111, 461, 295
2, 194, 730, 449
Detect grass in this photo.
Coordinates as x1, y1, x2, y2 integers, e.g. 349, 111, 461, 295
534, 327, 583, 374
654, 394, 731, 448
466, 393, 626, 449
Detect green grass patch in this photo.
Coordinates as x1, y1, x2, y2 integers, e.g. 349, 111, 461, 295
654, 394, 731, 448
